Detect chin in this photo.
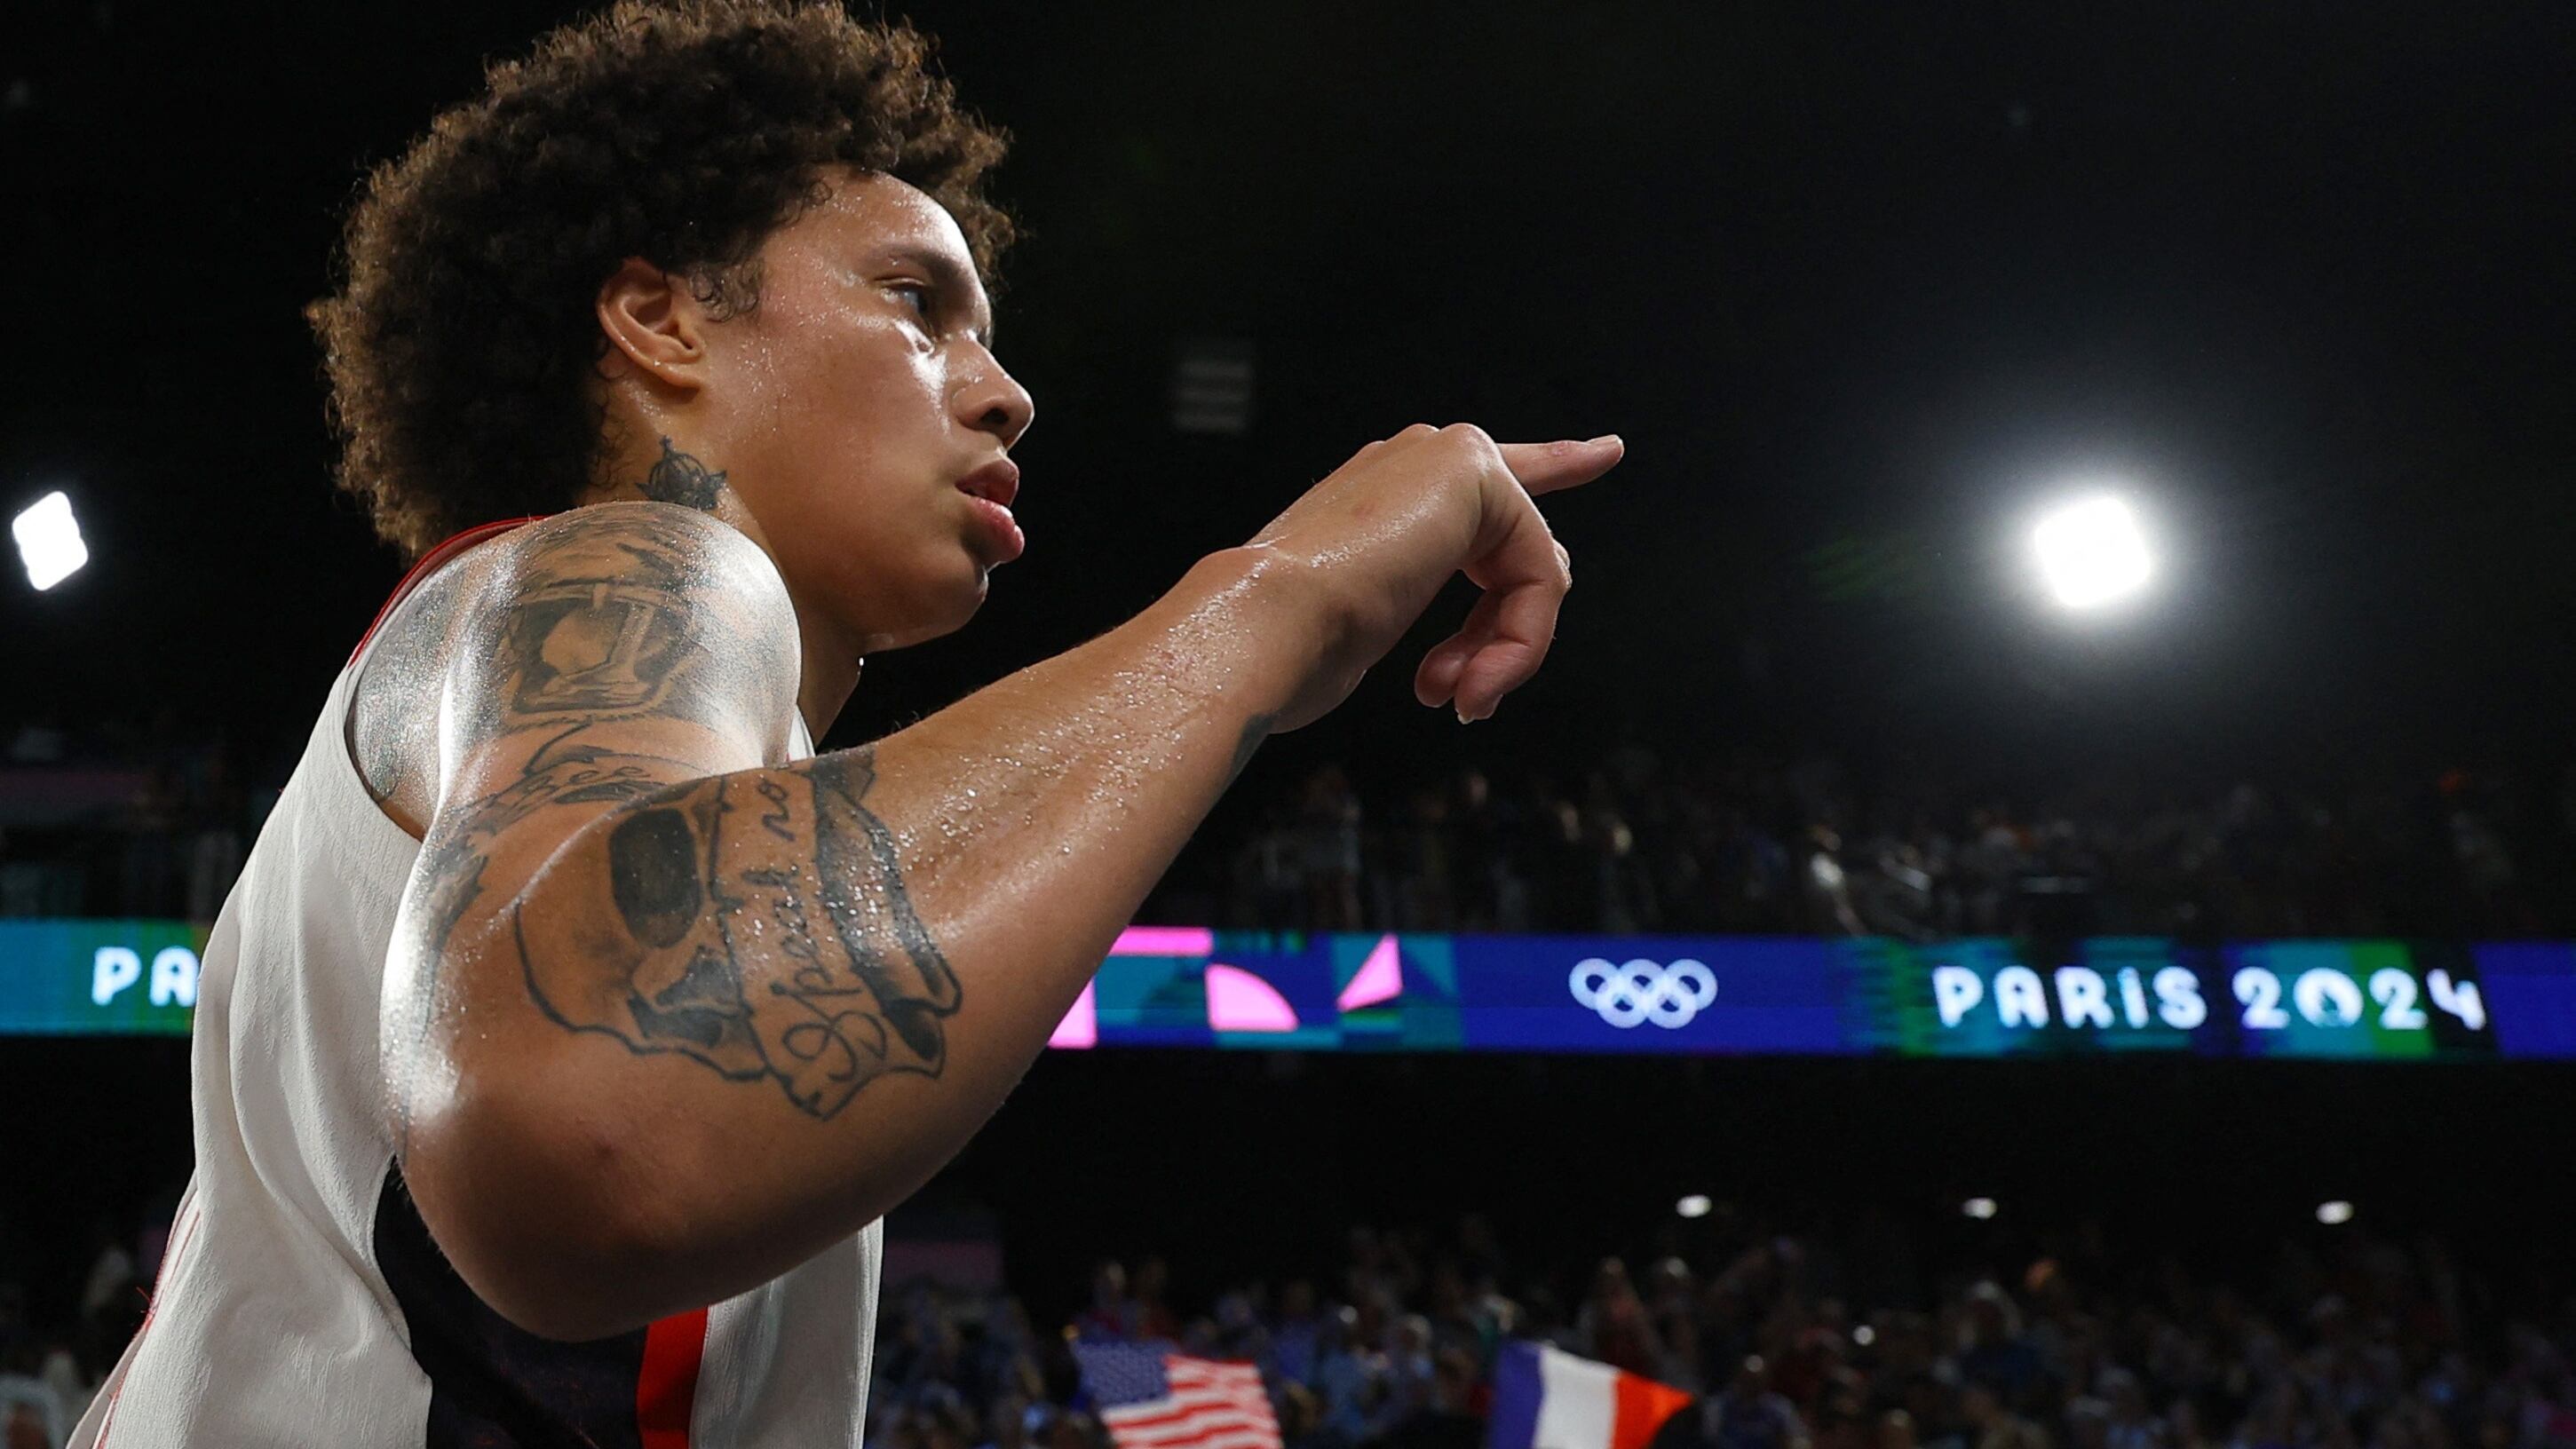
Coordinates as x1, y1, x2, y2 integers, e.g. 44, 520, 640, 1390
875, 565, 987, 650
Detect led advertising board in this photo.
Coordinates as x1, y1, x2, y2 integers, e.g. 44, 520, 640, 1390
7, 921, 2571, 1059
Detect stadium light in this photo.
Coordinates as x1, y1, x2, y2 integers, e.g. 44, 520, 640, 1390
1676, 1194, 1713, 1219
1962, 1197, 1999, 1220
2030, 494, 2152, 610
13, 491, 87, 590
2316, 1200, 2355, 1225
1852, 1325, 1877, 1348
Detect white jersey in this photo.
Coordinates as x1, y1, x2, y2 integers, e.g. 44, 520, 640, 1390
71, 521, 879, 1448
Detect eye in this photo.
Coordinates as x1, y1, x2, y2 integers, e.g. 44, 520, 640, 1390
890, 281, 935, 322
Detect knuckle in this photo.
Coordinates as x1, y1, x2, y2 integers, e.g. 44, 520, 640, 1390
1396, 422, 1439, 441
1437, 423, 1504, 471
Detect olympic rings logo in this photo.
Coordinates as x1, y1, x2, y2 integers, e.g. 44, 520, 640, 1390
1568, 958, 1719, 1029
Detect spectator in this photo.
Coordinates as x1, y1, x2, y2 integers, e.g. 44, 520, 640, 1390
1132, 1258, 1180, 1342
1710, 1356, 1811, 1449
1298, 767, 1366, 931
76, 1230, 134, 1328
1073, 1263, 1139, 1342
0, 1341, 65, 1449
1962, 1384, 2049, 1449
1960, 1284, 2043, 1401
1579, 1258, 1666, 1379
1383, 1315, 1438, 1429
1276, 1280, 1328, 1386
2101, 1371, 2163, 1449
1318, 1306, 1390, 1447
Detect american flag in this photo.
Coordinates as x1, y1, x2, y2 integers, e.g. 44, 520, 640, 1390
1071, 1342, 1284, 1449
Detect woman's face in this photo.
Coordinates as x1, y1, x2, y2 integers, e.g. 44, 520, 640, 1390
699, 169, 1034, 659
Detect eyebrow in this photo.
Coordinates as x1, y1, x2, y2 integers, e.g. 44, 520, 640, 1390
877, 242, 996, 350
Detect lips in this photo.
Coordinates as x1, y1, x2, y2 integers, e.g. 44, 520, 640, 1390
956, 459, 1019, 509
955, 457, 1026, 564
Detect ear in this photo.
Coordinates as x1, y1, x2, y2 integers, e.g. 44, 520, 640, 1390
595, 258, 712, 393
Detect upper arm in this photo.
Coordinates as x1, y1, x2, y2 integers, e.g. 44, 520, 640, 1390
381, 503, 802, 1147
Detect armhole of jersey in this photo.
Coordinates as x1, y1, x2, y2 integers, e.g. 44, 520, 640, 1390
341, 518, 549, 837
87, 1195, 204, 1448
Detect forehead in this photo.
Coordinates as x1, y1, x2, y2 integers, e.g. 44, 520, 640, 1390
790, 170, 979, 279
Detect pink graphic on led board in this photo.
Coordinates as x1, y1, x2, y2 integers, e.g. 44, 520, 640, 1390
1113, 926, 1217, 955
1047, 978, 1098, 1049
1337, 934, 1404, 1011
1205, 964, 1300, 1033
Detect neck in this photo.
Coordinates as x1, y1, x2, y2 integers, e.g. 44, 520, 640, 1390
792, 601, 863, 741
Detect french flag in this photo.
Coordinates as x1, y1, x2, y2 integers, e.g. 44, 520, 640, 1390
1486, 1342, 1697, 1449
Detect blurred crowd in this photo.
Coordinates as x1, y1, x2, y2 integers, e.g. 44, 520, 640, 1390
4, 717, 2569, 942
1165, 746, 2570, 941
0, 721, 283, 922
10, 1190, 2576, 1449
866, 1209, 2576, 1449
0, 1213, 162, 1447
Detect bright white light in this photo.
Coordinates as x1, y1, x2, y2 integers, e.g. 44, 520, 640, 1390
2031, 495, 2152, 610
2317, 1200, 2355, 1225
13, 491, 87, 591
1676, 1194, 1713, 1219
1852, 1325, 1877, 1347
1963, 1197, 1999, 1220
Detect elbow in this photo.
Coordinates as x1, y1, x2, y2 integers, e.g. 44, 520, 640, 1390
398, 1071, 692, 1343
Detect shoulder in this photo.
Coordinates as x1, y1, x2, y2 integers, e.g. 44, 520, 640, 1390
474, 502, 795, 620
353, 503, 804, 817
443, 503, 804, 757
369, 503, 795, 645
467, 503, 796, 650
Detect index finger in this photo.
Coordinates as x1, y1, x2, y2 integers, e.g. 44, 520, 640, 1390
1494, 436, 1625, 496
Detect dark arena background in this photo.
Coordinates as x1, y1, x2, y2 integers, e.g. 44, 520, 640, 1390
4, 3, 2575, 1447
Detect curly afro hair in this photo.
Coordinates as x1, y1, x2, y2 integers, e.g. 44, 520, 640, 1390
307, 0, 1017, 559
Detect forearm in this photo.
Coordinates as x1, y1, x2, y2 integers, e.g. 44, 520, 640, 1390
481, 545, 1324, 1332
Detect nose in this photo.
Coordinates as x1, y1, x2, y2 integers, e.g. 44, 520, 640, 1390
955, 349, 1034, 451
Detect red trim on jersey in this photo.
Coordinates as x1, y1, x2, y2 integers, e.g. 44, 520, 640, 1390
345, 516, 548, 670
93, 1201, 204, 1447
637, 1307, 712, 1447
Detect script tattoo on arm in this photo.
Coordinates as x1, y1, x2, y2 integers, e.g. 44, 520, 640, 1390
512, 745, 963, 1119
397, 502, 962, 1131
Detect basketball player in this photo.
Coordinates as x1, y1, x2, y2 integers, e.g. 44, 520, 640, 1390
70, 3, 1621, 1443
